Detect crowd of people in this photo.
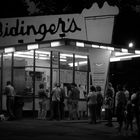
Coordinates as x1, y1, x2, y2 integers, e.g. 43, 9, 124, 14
1, 80, 140, 136
104, 83, 140, 136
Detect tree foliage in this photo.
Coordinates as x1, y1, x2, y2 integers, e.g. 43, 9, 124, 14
21, 0, 140, 16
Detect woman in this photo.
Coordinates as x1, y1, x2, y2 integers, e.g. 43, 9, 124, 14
86, 85, 97, 124
38, 83, 48, 120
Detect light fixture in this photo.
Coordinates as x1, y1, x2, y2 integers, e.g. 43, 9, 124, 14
135, 50, 140, 54
76, 42, 84, 47
27, 44, 39, 50
128, 42, 134, 48
51, 41, 61, 47
107, 47, 114, 51
121, 48, 128, 53
100, 46, 107, 49
92, 44, 100, 48
115, 52, 131, 56
4, 47, 15, 53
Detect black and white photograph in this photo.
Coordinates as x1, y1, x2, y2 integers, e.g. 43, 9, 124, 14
0, 0, 140, 140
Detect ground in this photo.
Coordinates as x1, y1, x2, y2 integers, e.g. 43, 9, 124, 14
0, 119, 139, 140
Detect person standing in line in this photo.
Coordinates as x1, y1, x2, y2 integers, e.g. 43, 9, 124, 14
125, 99, 134, 132
67, 84, 73, 120
37, 83, 48, 120
116, 84, 127, 134
131, 87, 140, 136
123, 85, 130, 102
50, 83, 61, 120
59, 83, 65, 120
71, 83, 80, 120
4, 81, 16, 121
86, 85, 97, 124
104, 87, 113, 127
96, 85, 103, 122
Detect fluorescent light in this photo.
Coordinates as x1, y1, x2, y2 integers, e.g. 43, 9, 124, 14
14, 54, 49, 60
36, 50, 50, 55
76, 42, 84, 47
60, 54, 73, 57
107, 47, 114, 51
135, 50, 140, 54
110, 54, 140, 62
27, 44, 38, 50
100, 46, 107, 49
121, 48, 128, 53
92, 44, 99, 48
75, 55, 87, 59
119, 54, 140, 59
60, 59, 66, 62
4, 47, 15, 53
51, 41, 60, 47
69, 61, 87, 67
115, 52, 130, 56
110, 57, 120, 62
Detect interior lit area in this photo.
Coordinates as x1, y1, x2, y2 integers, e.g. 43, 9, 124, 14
0, 38, 140, 115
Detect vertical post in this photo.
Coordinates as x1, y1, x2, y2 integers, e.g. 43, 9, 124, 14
0, 54, 3, 112
11, 52, 14, 85
49, 51, 53, 112
87, 56, 90, 95
73, 53, 75, 83
58, 52, 60, 84
33, 50, 36, 118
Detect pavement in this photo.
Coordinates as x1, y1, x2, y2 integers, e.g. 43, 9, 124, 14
0, 118, 139, 140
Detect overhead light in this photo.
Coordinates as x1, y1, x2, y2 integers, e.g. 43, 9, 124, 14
135, 50, 140, 54
107, 47, 114, 51
76, 42, 84, 47
69, 61, 87, 67
4, 47, 15, 53
27, 44, 39, 50
110, 57, 120, 62
92, 44, 99, 48
51, 41, 61, 47
100, 46, 107, 49
115, 52, 131, 56
60, 59, 66, 62
121, 48, 128, 53
75, 55, 87, 59
128, 42, 134, 48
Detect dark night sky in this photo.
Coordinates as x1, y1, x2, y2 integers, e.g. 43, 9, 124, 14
0, 0, 140, 88
0, 0, 140, 48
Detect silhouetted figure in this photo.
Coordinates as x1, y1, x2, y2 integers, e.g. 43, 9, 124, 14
86, 85, 97, 124
116, 85, 127, 134
96, 85, 103, 122
38, 83, 48, 120
4, 81, 16, 121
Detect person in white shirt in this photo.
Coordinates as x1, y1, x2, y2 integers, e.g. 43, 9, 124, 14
86, 85, 97, 124
50, 83, 61, 120
4, 81, 16, 121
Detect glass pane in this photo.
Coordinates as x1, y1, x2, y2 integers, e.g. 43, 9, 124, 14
52, 51, 59, 68
60, 53, 73, 70
3, 53, 12, 89
75, 71, 87, 98
60, 69, 73, 84
52, 69, 59, 87
35, 49, 50, 68
35, 48, 51, 111
14, 50, 34, 110
75, 54, 88, 71
2, 53, 12, 110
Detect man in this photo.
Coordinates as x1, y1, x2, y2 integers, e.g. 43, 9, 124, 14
4, 81, 16, 121
71, 83, 80, 120
50, 83, 61, 120
59, 83, 65, 120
